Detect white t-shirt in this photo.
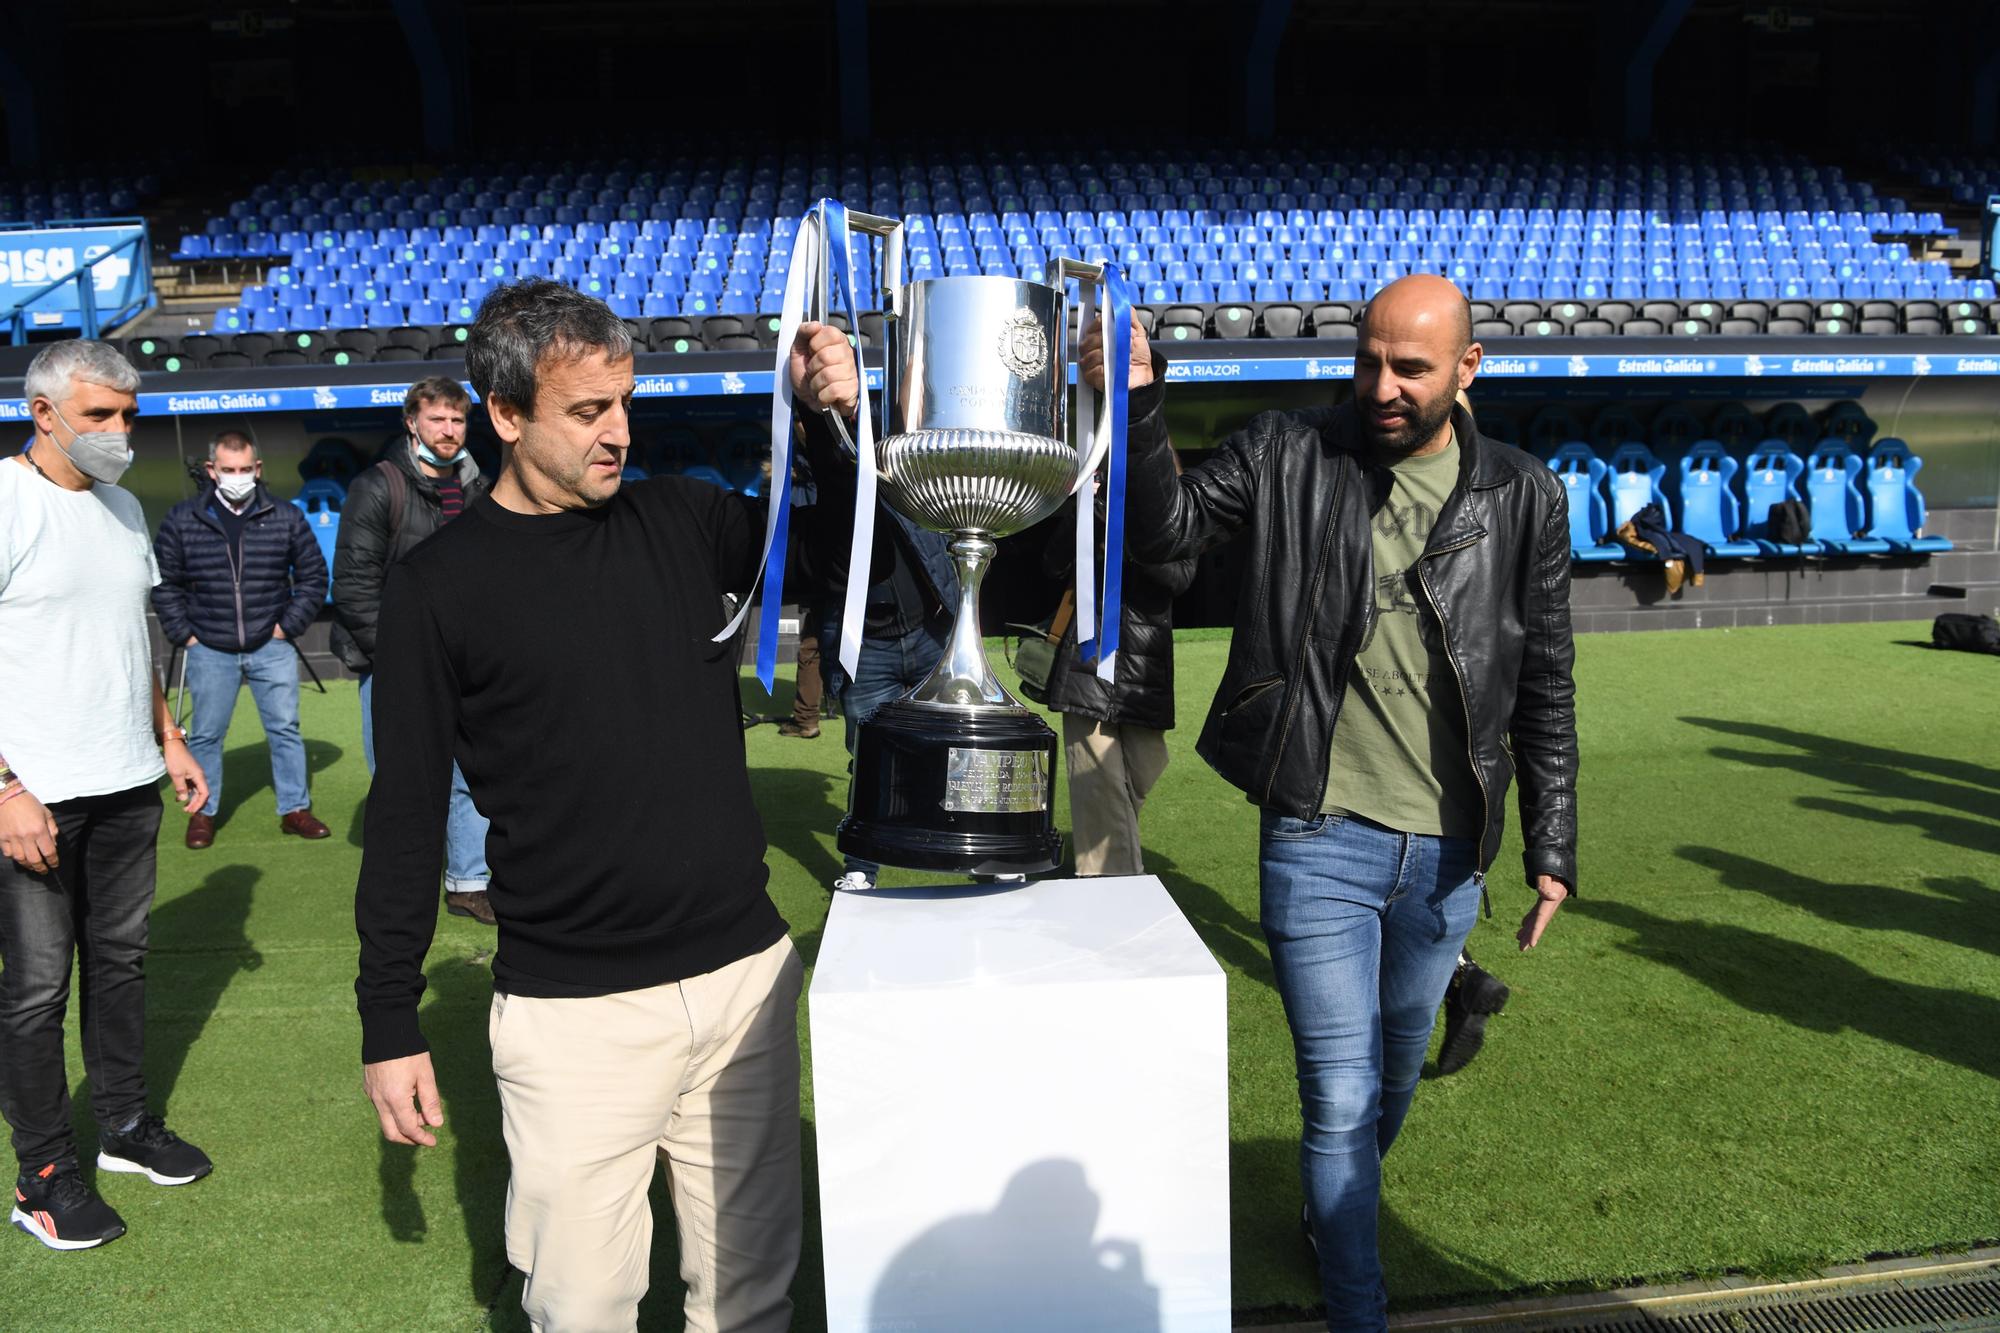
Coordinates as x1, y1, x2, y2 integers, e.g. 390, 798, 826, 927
0, 455, 166, 803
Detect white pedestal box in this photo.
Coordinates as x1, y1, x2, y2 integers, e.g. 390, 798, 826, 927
809, 874, 1230, 1333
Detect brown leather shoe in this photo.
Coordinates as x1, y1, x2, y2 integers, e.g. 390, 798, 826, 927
279, 808, 332, 840
444, 890, 498, 925
185, 813, 216, 850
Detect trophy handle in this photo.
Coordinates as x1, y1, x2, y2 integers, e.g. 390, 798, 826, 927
814, 207, 903, 473
1050, 256, 1113, 493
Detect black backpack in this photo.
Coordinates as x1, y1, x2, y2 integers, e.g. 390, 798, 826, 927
1766, 499, 1811, 547
1932, 613, 2000, 655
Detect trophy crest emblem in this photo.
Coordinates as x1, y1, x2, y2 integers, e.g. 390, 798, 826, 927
997, 308, 1049, 379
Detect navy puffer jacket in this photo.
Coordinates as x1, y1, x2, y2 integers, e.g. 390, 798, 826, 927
153, 483, 328, 653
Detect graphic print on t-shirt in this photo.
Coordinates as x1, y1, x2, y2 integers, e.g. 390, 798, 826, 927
1357, 496, 1444, 659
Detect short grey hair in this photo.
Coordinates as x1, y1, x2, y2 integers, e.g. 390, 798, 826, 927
209, 428, 259, 461
23, 339, 141, 408
465, 279, 632, 418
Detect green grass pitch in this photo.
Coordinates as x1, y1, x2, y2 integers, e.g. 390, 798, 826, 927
2, 620, 1995, 1329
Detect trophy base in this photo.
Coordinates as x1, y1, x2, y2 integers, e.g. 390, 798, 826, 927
837, 698, 1063, 877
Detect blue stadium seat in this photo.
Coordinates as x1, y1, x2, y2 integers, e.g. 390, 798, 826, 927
1742, 443, 1818, 556
291, 482, 343, 601
1675, 444, 1759, 558
1544, 443, 1620, 561
1804, 441, 1890, 554
1863, 439, 1952, 554
1606, 442, 1671, 533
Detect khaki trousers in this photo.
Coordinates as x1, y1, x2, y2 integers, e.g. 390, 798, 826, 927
1061, 713, 1170, 877
490, 934, 803, 1333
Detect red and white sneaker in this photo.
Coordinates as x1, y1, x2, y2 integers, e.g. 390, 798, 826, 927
11, 1158, 126, 1250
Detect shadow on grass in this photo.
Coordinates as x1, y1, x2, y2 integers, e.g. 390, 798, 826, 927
1230, 1135, 1523, 1325
145, 862, 264, 1112
1681, 716, 2000, 800
1576, 898, 2000, 1081
211, 736, 345, 827
1794, 796, 2000, 860
1680, 846, 2000, 957
1147, 850, 1277, 994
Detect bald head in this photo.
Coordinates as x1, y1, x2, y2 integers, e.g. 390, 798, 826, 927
1351, 275, 1483, 457
1358, 274, 1474, 358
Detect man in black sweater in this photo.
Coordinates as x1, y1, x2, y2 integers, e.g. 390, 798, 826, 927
355, 280, 800, 1332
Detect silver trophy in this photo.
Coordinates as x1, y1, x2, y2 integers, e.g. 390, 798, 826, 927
818, 210, 1113, 876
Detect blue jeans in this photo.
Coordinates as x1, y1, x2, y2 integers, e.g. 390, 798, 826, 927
359, 673, 491, 894
828, 619, 948, 881
184, 639, 310, 818
1258, 810, 1483, 1332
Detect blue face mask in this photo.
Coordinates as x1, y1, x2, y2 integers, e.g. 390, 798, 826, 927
413, 437, 454, 468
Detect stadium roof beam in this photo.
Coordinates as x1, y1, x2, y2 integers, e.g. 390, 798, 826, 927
391, 0, 470, 157
1245, 0, 1293, 140
1595, 0, 1691, 143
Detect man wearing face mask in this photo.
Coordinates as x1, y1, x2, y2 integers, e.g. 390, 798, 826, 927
1082, 274, 1578, 1332
332, 377, 494, 924
0, 340, 213, 1251
153, 429, 331, 849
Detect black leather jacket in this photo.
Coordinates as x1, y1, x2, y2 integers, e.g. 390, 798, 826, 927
1124, 372, 1579, 892
1040, 498, 1198, 733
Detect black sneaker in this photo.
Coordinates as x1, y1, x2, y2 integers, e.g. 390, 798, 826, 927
97, 1113, 212, 1186
1438, 956, 1510, 1076
12, 1158, 126, 1250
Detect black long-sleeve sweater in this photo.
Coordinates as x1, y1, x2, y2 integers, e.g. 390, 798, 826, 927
354, 477, 787, 1063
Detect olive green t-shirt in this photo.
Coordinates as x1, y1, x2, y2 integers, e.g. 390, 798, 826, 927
1321, 436, 1484, 838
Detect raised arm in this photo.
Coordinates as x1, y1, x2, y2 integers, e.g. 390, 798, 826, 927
1080, 315, 1265, 566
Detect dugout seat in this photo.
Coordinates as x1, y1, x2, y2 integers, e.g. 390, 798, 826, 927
1606, 441, 1671, 535
1675, 444, 1759, 557
1863, 438, 1952, 553
1804, 441, 1891, 554
1544, 443, 1620, 562
1742, 442, 1818, 556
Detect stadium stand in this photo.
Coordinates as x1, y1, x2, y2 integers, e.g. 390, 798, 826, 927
152, 145, 1996, 359
1887, 147, 2000, 212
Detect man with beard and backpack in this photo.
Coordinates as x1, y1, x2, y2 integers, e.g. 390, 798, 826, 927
332, 377, 495, 924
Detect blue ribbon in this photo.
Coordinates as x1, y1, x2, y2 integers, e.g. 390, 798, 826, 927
1079, 264, 1135, 675
752, 445, 794, 694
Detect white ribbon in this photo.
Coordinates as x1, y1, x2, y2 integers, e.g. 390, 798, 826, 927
835, 228, 880, 681
713, 220, 820, 649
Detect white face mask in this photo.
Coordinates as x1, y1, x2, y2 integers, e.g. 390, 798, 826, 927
48, 405, 134, 485
216, 472, 258, 503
